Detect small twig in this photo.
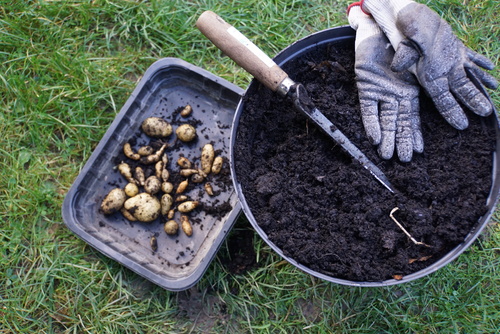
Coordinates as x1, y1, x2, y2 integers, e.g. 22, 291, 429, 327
390, 207, 431, 247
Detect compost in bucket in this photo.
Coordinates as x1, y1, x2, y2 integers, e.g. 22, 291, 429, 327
233, 39, 497, 282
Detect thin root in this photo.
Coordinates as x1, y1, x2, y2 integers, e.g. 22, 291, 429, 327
390, 207, 431, 248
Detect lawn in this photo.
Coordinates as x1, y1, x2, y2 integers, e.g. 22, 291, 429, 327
1, 0, 499, 333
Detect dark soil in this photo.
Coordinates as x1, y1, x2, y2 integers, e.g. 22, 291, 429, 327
233, 41, 497, 282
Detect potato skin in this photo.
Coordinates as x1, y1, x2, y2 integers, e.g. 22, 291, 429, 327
101, 188, 127, 214
176, 124, 197, 142
164, 220, 179, 235
124, 193, 161, 222
201, 144, 215, 174
141, 117, 173, 138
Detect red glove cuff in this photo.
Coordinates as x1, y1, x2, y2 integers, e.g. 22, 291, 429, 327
347, 1, 371, 16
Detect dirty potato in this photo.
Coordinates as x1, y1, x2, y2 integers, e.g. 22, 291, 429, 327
160, 194, 173, 215
204, 182, 214, 196
100, 188, 127, 214
123, 143, 140, 160
118, 162, 137, 184
176, 179, 189, 194
180, 215, 193, 237
138, 145, 154, 156
141, 117, 172, 138
144, 176, 161, 195
211, 156, 223, 174
180, 104, 192, 117
177, 200, 199, 213
201, 144, 215, 174
177, 156, 192, 169
164, 220, 179, 235
124, 182, 139, 197
124, 193, 161, 222
161, 182, 174, 194
176, 124, 197, 142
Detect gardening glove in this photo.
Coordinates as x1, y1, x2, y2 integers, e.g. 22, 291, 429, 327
361, 0, 499, 130
348, 3, 423, 162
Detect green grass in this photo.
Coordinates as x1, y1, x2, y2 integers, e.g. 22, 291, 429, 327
1, 0, 499, 333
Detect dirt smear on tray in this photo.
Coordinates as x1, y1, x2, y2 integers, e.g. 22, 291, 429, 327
233, 41, 496, 282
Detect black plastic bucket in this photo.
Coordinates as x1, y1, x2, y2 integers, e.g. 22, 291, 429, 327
230, 26, 500, 286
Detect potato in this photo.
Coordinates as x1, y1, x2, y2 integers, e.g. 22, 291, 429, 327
120, 207, 137, 221
123, 143, 140, 160
177, 156, 192, 169
164, 220, 179, 235
191, 169, 206, 183
161, 182, 174, 194
140, 144, 167, 165
180, 215, 193, 237
201, 144, 215, 174
176, 124, 197, 142
135, 166, 146, 186
180, 104, 192, 117
124, 182, 139, 197
141, 117, 172, 138
118, 162, 137, 184
144, 176, 161, 195
176, 179, 189, 194
160, 194, 173, 215
204, 182, 214, 196
124, 193, 161, 222
179, 168, 199, 177
177, 200, 199, 213
211, 156, 223, 174
137, 146, 154, 156
100, 188, 127, 214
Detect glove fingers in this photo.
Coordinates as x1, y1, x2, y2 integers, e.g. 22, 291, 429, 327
410, 97, 424, 154
378, 101, 397, 160
391, 41, 420, 72
450, 68, 493, 117
466, 48, 495, 71
359, 98, 381, 145
426, 78, 469, 129
466, 64, 499, 90
395, 100, 416, 162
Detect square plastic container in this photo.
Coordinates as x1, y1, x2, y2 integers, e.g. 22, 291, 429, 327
62, 58, 244, 291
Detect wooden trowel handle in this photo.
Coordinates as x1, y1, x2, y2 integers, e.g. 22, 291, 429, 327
196, 11, 289, 92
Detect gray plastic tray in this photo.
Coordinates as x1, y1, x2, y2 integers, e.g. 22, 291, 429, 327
62, 58, 244, 291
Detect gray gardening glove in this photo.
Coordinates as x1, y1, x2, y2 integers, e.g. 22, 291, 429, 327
362, 0, 499, 130
348, 4, 423, 162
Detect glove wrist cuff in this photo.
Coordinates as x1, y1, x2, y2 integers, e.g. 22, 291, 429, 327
348, 4, 383, 50
360, 0, 412, 50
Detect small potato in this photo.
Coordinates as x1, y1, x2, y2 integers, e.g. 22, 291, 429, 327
201, 144, 215, 174
167, 209, 175, 219
124, 182, 139, 197
138, 145, 154, 156
144, 176, 161, 195
177, 200, 199, 213
141, 117, 173, 138
135, 166, 146, 186
124, 193, 161, 222
160, 194, 173, 215
150, 236, 158, 252
204, 182, 214, 196
191, 169, 206, 183
120, 207, 137, 221
101, 188, 127, 214
176, 179, 189, 194
164, 220, 179, 235
211, 156, 223, 174
180, 104, 192, 117
179, 168, 199, 177
176, 124, 197, 142
180, 215, 193, 237
177, 157, 192, 169
123, 143, 140, 160
118, 162, 137, 185
155, 161, 164, 179
161, 182, 174, 194
140, 144, 167, 165
175, 195, 188, 202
